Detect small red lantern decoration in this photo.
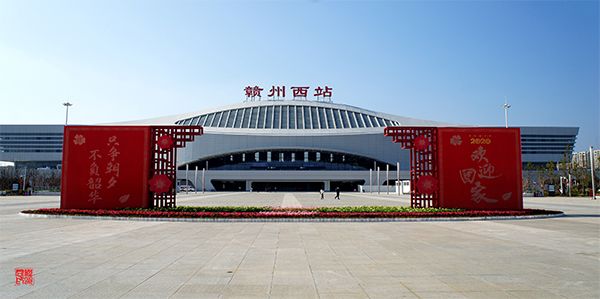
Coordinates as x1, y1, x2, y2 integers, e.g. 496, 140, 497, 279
416, 175, 438, 195
414, 135, 430, 151
149, 174, 172, 194
157, 135, 174, 150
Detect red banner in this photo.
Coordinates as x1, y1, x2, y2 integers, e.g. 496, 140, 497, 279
61, 126, 151, 209
437, 128, 523, 210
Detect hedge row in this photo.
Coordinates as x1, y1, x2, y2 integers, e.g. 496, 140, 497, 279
22, 207, 562, 219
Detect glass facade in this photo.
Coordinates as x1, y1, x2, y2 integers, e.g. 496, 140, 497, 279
175, 103, 401, 129
180, 149, 397, 171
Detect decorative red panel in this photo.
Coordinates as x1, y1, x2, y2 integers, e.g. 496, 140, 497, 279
61, 126, 152, 209
384, 127, 439, 208
437, 128, 522, 210
385, 127, 523, 210
61, 125, 202, 210
149, 126, 203, 208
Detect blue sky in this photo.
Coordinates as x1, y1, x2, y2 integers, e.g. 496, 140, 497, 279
0, 0, 598, 151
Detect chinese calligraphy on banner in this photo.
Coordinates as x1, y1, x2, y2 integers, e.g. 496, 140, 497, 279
61, 126, 150, 209
438, 128, 523, 210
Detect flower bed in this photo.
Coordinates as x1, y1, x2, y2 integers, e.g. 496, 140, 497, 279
21, 206, 562, 219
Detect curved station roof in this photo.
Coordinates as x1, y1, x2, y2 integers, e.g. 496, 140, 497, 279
129, 100, 450, 131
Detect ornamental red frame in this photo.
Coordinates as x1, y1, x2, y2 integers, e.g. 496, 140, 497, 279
385, 126, 523, 210
384, 127, 439, 208
150, 126, 203, 207
61, 125, 202, 210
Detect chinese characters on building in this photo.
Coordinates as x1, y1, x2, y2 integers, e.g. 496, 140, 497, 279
244, 85, 333, 101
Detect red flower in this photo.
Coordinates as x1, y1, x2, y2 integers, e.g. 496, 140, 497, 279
23, 208, 561, 219
416, 175, 438, 194
157, 135, 174, 150
148, 174, 172, 193
413, 135, 431, 151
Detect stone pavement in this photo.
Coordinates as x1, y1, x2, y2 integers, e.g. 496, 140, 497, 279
0, 193, 599, 298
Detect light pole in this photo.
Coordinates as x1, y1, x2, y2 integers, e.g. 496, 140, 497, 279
503, 97, 511, 128
591, 146, 596, 200
63, 102, 73, 125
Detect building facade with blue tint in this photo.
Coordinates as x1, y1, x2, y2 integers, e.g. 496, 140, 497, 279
0, 125, 64, 169
0, 100, 578, 191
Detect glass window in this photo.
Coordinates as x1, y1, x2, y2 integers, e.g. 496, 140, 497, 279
291, 152, 295, 162
316, 152, 321, 161
218, 111, 228, 127
348, 111, 357, 128
273, 106, 280, 129
368, 115, 377, 127
330, 153, 334, 162
289, 106, 296, 129
311, 107, 319, 129
304, 151, 308, 162
267, 151, 271, 162
242, 153, 246, 162
325, 108, 334, 129
340, 110, 349, 128
242, 108, 251, 128
213, 112, 223, 126
317, 107, 326, 129
332, 109, 342, 128
362, 114, 372, 127
226, 110, 235, 127
265, 106, 273, 129
257, 106, 266, 128
198, 115, 207, 126
296, 106, 304, 129
303, 106, 311, 129
205, 113, 215, 127
281, 106, 288, 129
279, 152, 284, 162
255, 152, 259, 162
241, 108, 251, 128
233, 110, 242, 128
250, 107, 258, 128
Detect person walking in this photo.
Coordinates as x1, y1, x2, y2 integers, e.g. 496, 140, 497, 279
334, 187, 340, 200
320, 189, 324, 200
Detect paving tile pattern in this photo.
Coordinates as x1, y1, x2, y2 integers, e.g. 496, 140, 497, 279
0, 194, 598, 298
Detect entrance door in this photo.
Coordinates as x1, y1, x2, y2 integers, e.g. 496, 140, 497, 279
251, 181, 324, 192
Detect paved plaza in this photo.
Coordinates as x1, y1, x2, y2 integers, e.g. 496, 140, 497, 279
0, 192, 599, 298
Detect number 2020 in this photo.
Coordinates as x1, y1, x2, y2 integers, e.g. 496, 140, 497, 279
470, 138, 491, 144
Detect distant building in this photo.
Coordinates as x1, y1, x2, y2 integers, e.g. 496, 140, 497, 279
572, 149, 600, 168
0, 125, 63, 169
0, 101, 579, 191
520, 126, 579, 166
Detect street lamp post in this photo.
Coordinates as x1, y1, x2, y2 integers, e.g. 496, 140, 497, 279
63, 102, 73, 125
591, 146, 596, 200
503, 98, 511, 128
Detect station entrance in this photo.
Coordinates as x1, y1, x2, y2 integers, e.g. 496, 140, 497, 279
250, 181, 324, 192
210, 179, 366, 192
